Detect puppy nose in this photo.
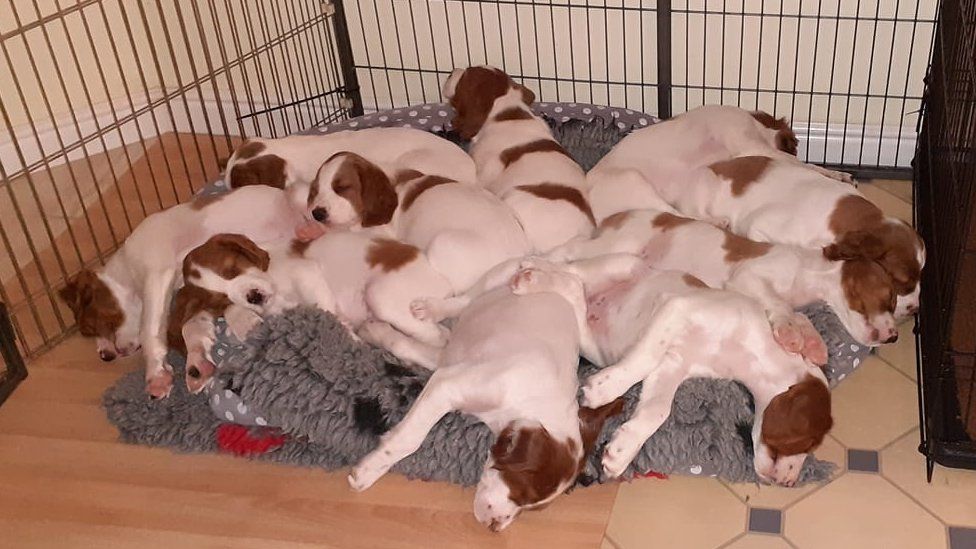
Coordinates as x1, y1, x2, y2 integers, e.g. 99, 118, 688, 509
246, 289, 265, 305
99, 349, 117, 362
187, 366, 201, 379
884, 332, 899, 344
311, 207, 328, 223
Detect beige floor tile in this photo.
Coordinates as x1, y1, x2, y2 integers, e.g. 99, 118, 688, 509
606, 476, 746, 549
878, 319, 919, 381
721, 435, 846, 509
883, 429, 976, 528
723, 534, 792, 549
858, 182, 913, 223
830, 356, 919, 449
784, 474, 945, 549
869, 179, 914, 204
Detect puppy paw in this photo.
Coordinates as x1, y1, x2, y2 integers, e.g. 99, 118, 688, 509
146, 370, 174, 400
295, 221, 328, 242
510, 268, 555, 295
581, 371, 620, 408
796, 317, 828, 366
772, 315, 805, 354
348, 454, 391, 492
410, 298, 435, 321
602, 428, 641, 478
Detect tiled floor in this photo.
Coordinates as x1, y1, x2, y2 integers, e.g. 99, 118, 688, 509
602, 180, 976, 549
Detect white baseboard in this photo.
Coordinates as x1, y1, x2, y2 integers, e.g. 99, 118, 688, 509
794, 121, 916, 171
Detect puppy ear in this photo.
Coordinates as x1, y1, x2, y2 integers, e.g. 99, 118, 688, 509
823, 230, 886, 261
213, 234, 271, 271
578, 397, 626, 459
441, 67, 465, 99
59, 270, 96, 315
516, 83, 536, 106
350, 157, 398, 227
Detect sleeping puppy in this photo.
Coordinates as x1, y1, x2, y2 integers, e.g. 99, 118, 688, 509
441, 65, 596, 252
176, 231, 454, 369
671, 156, 924, 317
302, 153, 531, 293
547, 208, 900, 349
223, 129, 477, 191
58, 186, 305, 398
505, 257, 833, 487
346, 265, 624, 532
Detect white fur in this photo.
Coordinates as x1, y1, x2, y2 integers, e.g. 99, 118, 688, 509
512, 257, 829, 486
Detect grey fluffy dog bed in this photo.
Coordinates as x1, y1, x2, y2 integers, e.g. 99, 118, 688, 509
103, 104, 866, 486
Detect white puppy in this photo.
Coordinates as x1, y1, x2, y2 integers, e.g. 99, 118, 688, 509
548, 208, 900, 348
507, 257, 833, 487
347, 264, 623, 532
59, 186, 305, 398
441, 65, 595, 251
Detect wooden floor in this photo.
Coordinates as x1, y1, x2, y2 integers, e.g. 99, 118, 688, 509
0, 335, 618, 548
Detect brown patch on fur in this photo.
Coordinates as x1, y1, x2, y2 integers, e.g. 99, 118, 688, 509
491, 425, 578, 507
166, 284, 232, 354
325, 152, 398, 227
682, 273, 708, 288
234, 140, 266, 160
448, 67, 535, 139
190, 192, 226, 210
598, 211, 633, 233
722, 230, 773, 263
366, 238, 419, 272
577, 398, 627, 472
651, 211, 694, 231
708, 156, 772, 196
229, 154, 287, 189
183, 234, 270, 281
825, 197, 922, 295
839, 259, 897, 319
751, 111, 799, 155
290, 238, 311, 257
515, 183, 595, 225
401, 175, 455, 211
59, 269, 125, 339
500, 139, 573, 167
494, 107, 534, 122
394, 169, 424, 186
761, 375, 833, 458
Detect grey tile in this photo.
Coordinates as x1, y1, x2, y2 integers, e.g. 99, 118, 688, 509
748, 508, 782, 534
847, 449, 880, 473
950, 527, 976, 549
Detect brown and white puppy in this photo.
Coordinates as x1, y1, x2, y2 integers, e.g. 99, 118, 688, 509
672, 156, 924, 317
59, 186, 304, 398
347, 265, 624, 532
178, 230, 455, 367
547, 208, 900, 348
442, 65, 596, 252
302, 152, 532, 293
223, 129, 476, 191
506, 257, 832, 487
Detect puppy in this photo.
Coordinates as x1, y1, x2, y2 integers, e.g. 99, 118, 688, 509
673, 157, 924, 316
508, 257, 833, 487
442, 65, 595, 251
58, 186, 305, 398
223, 129, 477, 191
347, 264, 623, 532
303, 152, 532, 292
547, 208, 899, 348
178, 231, 454, 365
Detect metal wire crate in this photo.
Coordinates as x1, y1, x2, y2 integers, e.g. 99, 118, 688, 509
915, 0, 976, 478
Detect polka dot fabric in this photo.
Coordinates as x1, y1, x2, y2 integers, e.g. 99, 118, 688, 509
310, 102, 657, 135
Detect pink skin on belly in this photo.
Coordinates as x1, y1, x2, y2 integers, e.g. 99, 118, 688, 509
637, 234, 675, 266
586, 279, 639, 343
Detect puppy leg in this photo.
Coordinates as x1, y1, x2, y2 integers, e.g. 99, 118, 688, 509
602, 361, 685, 478
224, 303, 263, 342
141, 269, 178, 399
349, 374, 456, 490
410, 295, 470, 323
182, 311, 217, 394
366, 269, 451, 347
358, 320, 441, 370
